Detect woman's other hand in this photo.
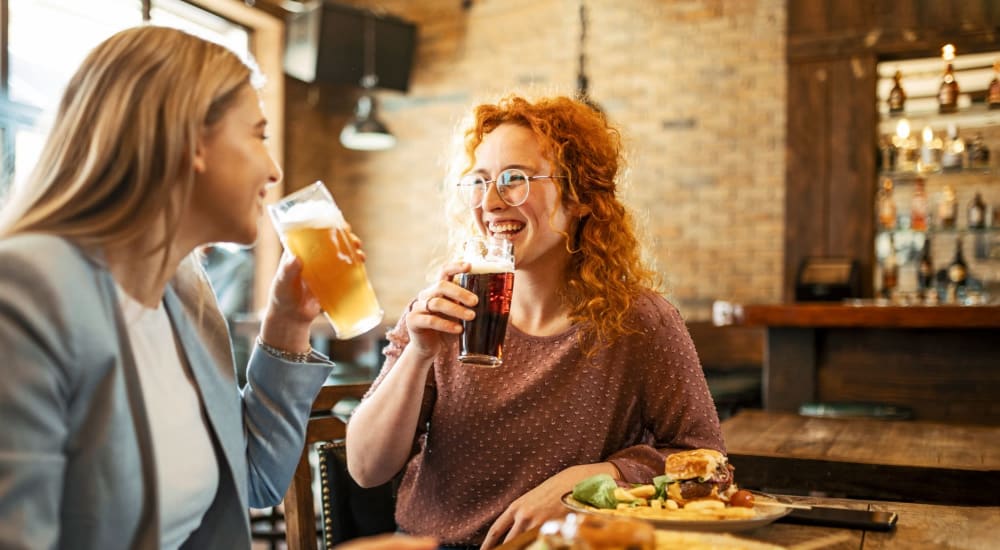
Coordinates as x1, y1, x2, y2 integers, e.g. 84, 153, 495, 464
480, 463, 620, 550
403, 261, 477, 361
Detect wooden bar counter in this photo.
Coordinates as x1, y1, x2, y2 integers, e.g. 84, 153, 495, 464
741, 303, 1000, 425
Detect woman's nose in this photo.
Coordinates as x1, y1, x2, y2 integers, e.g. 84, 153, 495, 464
481, 181, 506, 210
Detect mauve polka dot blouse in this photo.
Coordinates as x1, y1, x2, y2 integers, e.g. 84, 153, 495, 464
362, 290, 724, 545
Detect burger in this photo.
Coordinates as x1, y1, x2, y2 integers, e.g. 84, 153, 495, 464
662, 449, 734, 505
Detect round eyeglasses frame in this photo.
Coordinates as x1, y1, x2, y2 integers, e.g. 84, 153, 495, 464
456, 168, 568, 208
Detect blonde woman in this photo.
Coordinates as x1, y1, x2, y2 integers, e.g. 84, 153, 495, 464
346, 95, 725, 549
0, 26, 435, 550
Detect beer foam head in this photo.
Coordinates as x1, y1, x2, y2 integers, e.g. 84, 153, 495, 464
274, 199, 345, 231
468, 258, 514, 274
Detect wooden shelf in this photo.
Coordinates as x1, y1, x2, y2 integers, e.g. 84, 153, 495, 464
879, 103, 1000, 134
878, 168, 994, 180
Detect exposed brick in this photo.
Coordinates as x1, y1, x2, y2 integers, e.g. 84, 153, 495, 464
283, 0, 787, 323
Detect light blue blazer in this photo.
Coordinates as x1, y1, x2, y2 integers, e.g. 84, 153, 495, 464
0, 234, 334, 549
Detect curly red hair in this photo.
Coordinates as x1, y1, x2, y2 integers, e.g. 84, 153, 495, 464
456, 95, 658, 354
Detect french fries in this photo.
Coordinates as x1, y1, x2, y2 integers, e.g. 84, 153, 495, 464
600, 502, 757, 521
570, 483, 759, 522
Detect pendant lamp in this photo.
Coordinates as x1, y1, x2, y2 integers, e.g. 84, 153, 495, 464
340, 13, 396, 151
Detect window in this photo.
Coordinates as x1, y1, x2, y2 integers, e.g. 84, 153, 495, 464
0, 0, 285, 328
0, 0, 250, 197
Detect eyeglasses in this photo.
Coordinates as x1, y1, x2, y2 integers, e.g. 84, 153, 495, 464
456, 168, 567, 208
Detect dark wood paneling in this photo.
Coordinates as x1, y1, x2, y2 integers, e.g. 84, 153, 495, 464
829, 1, 870, 34
920, 0, 960, 31
787, 0, 831, 37
991, 0, 1000, 27
789, 28, 1000, 62
785, 0, 1000, 299
816, 328, 1000, 423
952, 0, 992, 31
785, 61, 831, 301
687, 321, 764, 370
826, 56, 877, 298
873, 0, 920, 31
792, 0, 1000, 44
763, 328, 816, 411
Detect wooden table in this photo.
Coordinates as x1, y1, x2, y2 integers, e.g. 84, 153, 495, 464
722, 410, 1000, 505
496, 495, 999, 549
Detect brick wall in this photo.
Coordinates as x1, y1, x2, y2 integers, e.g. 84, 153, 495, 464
283, 0, 787, 322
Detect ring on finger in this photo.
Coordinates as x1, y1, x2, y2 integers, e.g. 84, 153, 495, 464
426, 297, 436, 314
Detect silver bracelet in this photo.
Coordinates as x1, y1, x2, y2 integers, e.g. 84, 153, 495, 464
256, 336, 313, 363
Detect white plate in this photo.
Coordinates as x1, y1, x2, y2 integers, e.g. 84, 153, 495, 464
560, 493, 791, 533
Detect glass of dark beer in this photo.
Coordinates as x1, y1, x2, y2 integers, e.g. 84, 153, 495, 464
457, 236, 514, 367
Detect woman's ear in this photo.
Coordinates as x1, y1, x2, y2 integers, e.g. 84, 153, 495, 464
192, 137, 207, 174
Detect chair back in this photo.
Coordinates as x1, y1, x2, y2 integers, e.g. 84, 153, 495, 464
284, 383, 372, 550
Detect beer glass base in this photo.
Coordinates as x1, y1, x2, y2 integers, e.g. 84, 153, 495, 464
458, 353, 503, 367
328, 310, 384, 340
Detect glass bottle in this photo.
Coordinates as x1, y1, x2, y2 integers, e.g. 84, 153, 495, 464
989, 61, 1000, 110
879, 134, 898, 173
910, 177, 929, 231
940, 124, 965, 172
881, 233, 899, 299
968, 192, 986, 229
946, 236, 969, 296
894, 119, 918, 173
968, 133, 990, 171
888, 69, 906, 115
917, 237, 934, 298
918, 126, 942, 174
938, 44, 959, 114
937, 184, 957, 229
876, 177, 897, 230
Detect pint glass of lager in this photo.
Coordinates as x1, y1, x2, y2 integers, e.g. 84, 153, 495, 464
267, 182, 383, 340
457, 237, 514, 367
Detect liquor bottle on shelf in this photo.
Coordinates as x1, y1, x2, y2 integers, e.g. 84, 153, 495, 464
937, 184, 957, 229
894, 119, 918, 173
938, 44, 959, 114
918, 126, 942, 174
968, 133, 990, 170
917, 237, 935, 298
876, 177, 897, 230
989, 61, 1000, 110
878, 134, 897, 173
889, 69, 906, 115
945, 236, 969, 303
968, 192, 986, 229
881, 233, 899, 299
910, 177, 929, 231
940, 124, 965, 172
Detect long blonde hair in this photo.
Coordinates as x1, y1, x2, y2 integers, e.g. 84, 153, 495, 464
0, 25, 258, 273
446, 94, 658, 355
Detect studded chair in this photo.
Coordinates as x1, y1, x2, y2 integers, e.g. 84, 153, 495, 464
283, 383, 397, 550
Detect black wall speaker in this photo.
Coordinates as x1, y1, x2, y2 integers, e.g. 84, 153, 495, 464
284, 2, 417, 93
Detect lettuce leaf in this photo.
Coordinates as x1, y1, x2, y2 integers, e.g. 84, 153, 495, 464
571, 474, 618, 509
652, 474, 674, 499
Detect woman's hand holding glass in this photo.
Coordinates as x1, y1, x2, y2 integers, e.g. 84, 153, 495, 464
404, 261, 478, 362
260, 230, 367, 355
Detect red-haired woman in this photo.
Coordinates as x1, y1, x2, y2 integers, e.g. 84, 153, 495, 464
347, 95, 724, 549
